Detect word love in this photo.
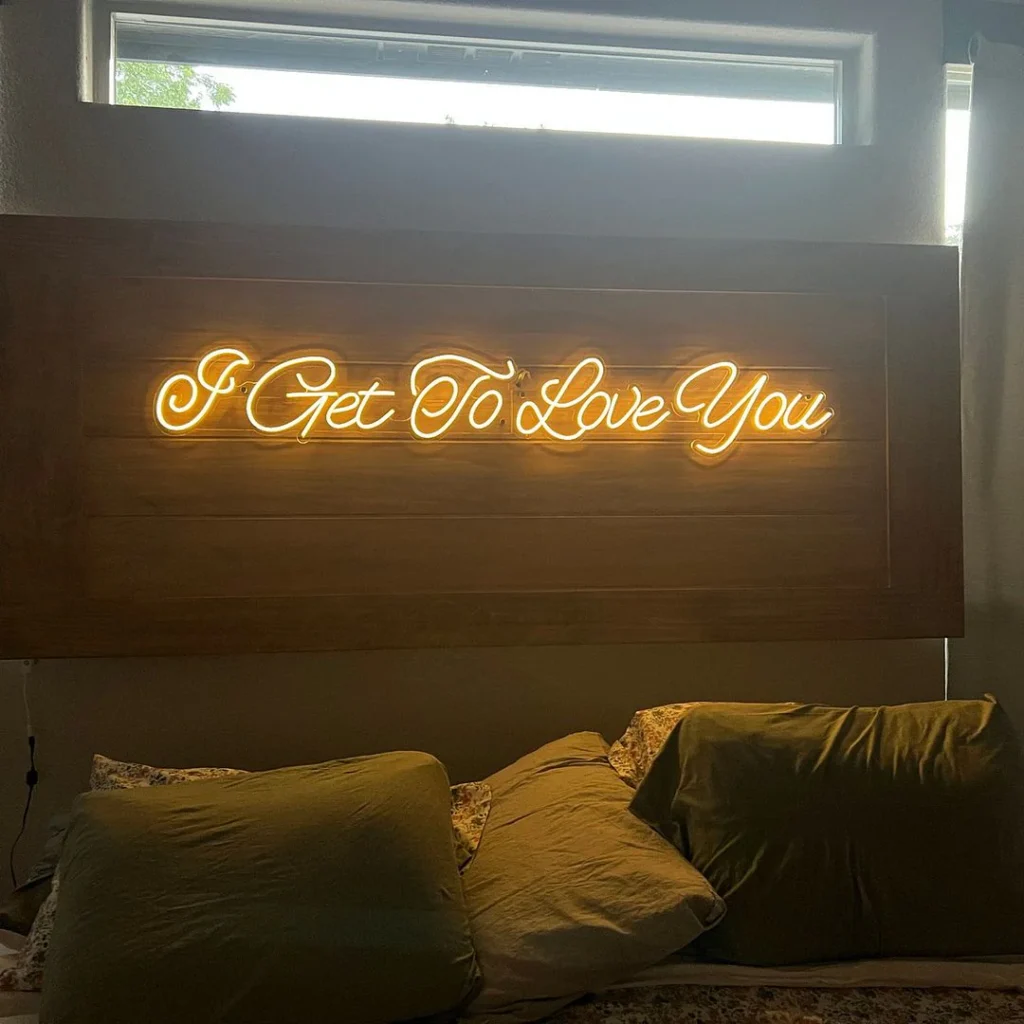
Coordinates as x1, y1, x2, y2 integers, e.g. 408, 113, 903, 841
154, 348, 834, 456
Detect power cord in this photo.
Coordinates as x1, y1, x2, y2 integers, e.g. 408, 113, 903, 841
8, 660, 38, 890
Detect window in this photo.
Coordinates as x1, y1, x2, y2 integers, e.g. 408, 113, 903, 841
107, 11, 844, 145
945, 65, 972, 246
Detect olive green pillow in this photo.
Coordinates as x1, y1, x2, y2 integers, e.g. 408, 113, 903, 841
462, 732, 725, 1024
40, 753, 479, 1024
630, 698, 1024, 966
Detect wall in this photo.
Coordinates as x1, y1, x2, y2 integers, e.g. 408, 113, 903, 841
1, 0, 946, 239
0, 0, 948, 888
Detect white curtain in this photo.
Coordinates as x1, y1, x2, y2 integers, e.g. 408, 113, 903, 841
948, 39, 1024, 727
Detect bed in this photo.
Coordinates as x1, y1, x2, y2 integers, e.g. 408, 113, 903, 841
0, 221, 981, 1024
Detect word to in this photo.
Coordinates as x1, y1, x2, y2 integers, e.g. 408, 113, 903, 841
154, 348, 834, 456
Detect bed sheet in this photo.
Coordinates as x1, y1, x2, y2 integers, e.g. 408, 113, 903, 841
618, 954, 1024, 990
5, 944, 1024, 1024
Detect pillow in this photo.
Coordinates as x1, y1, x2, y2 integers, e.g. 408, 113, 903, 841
451, 780, 493, 870
0, 814, 67, 935
40, 754, 479, 1024
90, 753, 246, 790
90, 755, 492, 870
630, 698, 1024, 965
461, 732, 725, 1024
608, 703, 703, 787
0, 754, 490, 994
608, 702, 799, 788
0, 755, 247, 994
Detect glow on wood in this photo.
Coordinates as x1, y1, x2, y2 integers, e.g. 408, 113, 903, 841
154, 348, 834, 456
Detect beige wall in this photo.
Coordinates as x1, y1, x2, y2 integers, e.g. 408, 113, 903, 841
0, 0, 949, 889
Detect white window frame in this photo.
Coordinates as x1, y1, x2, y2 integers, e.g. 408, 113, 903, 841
85, 0, 876, 145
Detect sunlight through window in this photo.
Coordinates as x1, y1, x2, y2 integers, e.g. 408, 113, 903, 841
113, 15, 840, 145
945, 65, 972, 245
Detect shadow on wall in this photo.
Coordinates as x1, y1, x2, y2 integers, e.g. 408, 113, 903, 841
950, 603, 1024, 736
0, 638, 945, 893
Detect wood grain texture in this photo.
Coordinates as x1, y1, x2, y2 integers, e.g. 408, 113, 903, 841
81, 278, 886, 367
84, 438, 885, 518
0, 268, 85, 614
0, 217, 962, 656
86, 513, 886, 600
0, 589, 960, 660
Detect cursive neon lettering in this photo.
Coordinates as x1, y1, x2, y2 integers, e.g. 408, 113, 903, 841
753, 390, 789, 430
607, 388, 644, 430
632, 394, 671, 432
154, 347, 252, 432
524, 356, 603, 440
409, 354, 516, 439
155, 349, 834, 458
246, 355, 338, 438
354, 382, 398, 430
698, 371, 769, 457
579, 390, 613, 432
518, 357, 645, 441
674, 360, 832, 456
783, 392, 834, 432
325, 391, 362, 429
468, 389, 504, 430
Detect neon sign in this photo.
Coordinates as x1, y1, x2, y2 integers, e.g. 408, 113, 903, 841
154, 348, 834, 457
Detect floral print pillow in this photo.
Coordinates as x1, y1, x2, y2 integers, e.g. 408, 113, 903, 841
0, 873, 57, 993
450, 781, 492, 870
88, 753, 246, 791
0, 755, 491, 994
608, 703, 704, 788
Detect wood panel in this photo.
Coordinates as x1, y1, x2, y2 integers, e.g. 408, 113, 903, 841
87, 513, 886, 601
0, 268, 85, 616
0, 589, 958, 660
84, 438, 884, 517
0, 217, 962, 657
81, 278, 886, 367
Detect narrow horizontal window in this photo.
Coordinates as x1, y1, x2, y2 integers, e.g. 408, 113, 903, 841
112, 14, 840, 145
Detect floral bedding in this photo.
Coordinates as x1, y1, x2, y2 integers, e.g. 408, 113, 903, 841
556, 983, 1024, 1024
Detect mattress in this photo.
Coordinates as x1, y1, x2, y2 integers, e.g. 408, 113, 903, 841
619, 953, 1024, 990
4, 936, 1024, 1024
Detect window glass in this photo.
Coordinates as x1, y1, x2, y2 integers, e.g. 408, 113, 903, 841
945, 65, 972, 246
113, 15, 840, 145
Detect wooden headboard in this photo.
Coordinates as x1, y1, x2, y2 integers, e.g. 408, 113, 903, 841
0, 217, 961, 657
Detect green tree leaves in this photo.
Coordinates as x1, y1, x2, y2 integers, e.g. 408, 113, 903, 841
115, 62, 236, 110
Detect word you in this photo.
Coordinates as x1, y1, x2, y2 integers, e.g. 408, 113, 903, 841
154, 348, 834, 456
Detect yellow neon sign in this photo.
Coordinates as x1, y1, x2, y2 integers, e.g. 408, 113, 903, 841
154, 348, 834, 457
515, 357, 674, 440
409, 354, 516, 440
154, 348, 252, 433
674, 360, 834, 457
